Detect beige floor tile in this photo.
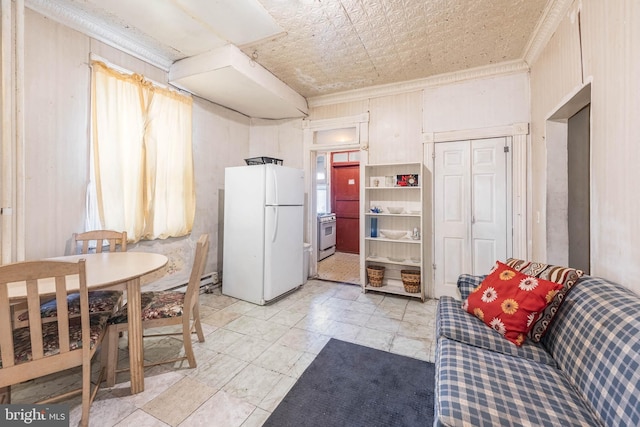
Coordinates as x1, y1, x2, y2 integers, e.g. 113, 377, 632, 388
355, 327, 394, 351
257, 374, 297, 412
143, 377, 216, 426
224, 335, 274, 362
337, 308, 371, 326
191, 353, 248, 389
201, 328, 245, 353
244, 304, 282, 320
201, 305, 244, 327
276, 327, 330, 354
323, 320, 362, 341
253, 343, 304, 375
390, 335, 434, 362
113, 409, 170, 427
268, 308, 307, 327
286, 351, 317, 378
365, 314, 402, 333
179, 390, 255, 427
222, 364, 283, 406
240, 407, 271, 427
397, 321, 436, 340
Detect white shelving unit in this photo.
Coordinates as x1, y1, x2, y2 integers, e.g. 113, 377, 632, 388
362, 162, 426, 301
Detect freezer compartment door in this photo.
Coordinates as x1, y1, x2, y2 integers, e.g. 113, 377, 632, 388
264, 205, 303, 301
265, 164, 304, 206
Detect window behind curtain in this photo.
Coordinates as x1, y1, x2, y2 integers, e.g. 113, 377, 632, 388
89, 61, 195, 242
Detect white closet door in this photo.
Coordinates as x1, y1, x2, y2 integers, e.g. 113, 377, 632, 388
434, 137, 509, 299
434, 141, 471, 298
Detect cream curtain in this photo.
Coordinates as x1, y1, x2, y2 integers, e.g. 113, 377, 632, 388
91, 61, 195, 241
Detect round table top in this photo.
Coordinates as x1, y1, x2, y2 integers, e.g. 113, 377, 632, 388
7, 252, 168, 300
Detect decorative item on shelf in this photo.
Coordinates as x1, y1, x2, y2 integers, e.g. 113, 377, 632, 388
401, 269, 421, 293
370, 176, 384, 187
366, 265, 385, 287
396, 174, 419, 187
385, 176, 395, 187
386, 206, 404, 214
411, 227, 420, 240
370, 217, 378, 238
370, 206, 382, 213
379, 230, 406, 240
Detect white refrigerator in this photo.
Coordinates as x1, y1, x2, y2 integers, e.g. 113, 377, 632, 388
222, 164, 304, 305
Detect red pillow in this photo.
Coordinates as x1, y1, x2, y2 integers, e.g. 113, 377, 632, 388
463, 261, 563, 346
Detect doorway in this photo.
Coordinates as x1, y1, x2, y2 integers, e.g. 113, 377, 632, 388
316, 150, 361, 284
331, 152, 360, 254
545, 82, 591, 270
567, 105, 590, 273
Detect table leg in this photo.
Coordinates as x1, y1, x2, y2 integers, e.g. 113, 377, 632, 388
126, 278, 144, 394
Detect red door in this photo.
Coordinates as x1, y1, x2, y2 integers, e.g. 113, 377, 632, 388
332, 158, 359, 254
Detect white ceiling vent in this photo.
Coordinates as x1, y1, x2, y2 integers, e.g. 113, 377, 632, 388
169, 45, 308, 119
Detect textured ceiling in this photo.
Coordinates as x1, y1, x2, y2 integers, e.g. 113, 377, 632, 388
243, 0, 549, 97
30, 0, 550, 99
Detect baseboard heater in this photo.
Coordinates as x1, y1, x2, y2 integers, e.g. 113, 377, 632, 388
163, 271, 220, 292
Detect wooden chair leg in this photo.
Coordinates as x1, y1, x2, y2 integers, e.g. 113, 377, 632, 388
104, 325, 120, 387
192, 306, 205, 343
0, 386, 10, 404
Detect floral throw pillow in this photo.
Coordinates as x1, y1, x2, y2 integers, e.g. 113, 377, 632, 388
505, 258, 584, 341
463, 261, 564, 346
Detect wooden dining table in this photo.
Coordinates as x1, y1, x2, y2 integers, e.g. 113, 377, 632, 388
7, 251, 168, 394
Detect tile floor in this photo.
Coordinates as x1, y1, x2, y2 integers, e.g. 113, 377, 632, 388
317, 251, 361, 285
12, 279, 438, 426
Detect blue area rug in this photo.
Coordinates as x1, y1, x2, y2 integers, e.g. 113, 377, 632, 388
264, 338, 434, 427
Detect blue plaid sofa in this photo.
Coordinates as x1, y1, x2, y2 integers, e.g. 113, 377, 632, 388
434, 274, 640, 426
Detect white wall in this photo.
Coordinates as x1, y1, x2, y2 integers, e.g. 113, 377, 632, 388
423, 73, 530, 133
530, 0, 640, 293
22, 9, 252, 284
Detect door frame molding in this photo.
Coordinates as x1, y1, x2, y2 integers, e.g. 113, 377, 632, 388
424, 122, 529, 298
302, 113, 369, 278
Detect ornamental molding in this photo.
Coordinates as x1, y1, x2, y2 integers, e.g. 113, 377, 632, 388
523, 0, 574, 66
308, 59, 529, 108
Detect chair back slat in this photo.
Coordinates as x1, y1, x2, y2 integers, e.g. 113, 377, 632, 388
73, 230, 127, 254
0, 286, 14, 368
55, 276, 71, 353
26, 280, 45, 360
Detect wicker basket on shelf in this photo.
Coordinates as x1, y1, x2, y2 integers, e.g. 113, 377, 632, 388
366, 265, 385, 287
401, 269, 421, 293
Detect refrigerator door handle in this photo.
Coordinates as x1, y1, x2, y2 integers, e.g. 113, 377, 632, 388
271, 206, 279, 242
271, 167, 278, 205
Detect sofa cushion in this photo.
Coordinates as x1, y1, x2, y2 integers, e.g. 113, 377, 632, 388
437, 297, 556, 366
506, 258, 584, 341
434, 337, 602, 427
463, 261, 563, 345
541, 276, 640, 427
456, 273, 484, 300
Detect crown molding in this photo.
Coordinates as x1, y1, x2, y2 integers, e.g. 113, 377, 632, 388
307, 59, 529, 108
25, 0, 174, 71
523, 0, 574, 66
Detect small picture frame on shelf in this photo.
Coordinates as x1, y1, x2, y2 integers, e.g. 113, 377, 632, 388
396, 174, 419, 187
369, 176, 385, 187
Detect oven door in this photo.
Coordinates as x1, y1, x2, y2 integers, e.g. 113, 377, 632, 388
318, 220, 336, 251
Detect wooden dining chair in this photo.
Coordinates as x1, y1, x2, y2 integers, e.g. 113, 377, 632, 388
0, 259, 109, 427
72, 229, 128, 254
11, 230, 128, 330
104, 234, 209, 386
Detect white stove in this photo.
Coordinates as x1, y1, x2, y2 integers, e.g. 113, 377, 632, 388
317, 213, 336, 261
